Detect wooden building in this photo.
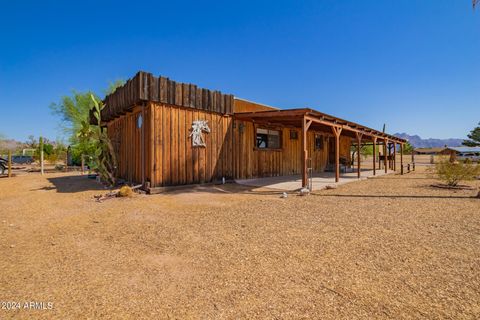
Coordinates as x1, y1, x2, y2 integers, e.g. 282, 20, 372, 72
95, 71, 406, 192
413, 147, 449, 155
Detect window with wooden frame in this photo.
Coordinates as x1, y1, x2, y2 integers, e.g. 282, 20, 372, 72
314, 134, 324, 150
256, 128, 282, 149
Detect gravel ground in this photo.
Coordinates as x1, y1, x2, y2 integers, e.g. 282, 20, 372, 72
0, 168, 479, 319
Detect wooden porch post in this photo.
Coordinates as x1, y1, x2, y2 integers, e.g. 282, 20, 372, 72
393, 141, 397, 171
383, 139, 388, 173
356, 132, 363, 178
301, 117, 312, 188
372, 137, 377, 176
400, 143, 404, 175
387, 142, 392, 170
332, 126, 342, 183
411, 150, 415, 168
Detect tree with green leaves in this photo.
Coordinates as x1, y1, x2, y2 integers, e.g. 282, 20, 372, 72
402, 141, 414, 154
463, 123, 480, 147
50, 91, 101, 144
50, 80, 124, 184
50, 80, 124, 166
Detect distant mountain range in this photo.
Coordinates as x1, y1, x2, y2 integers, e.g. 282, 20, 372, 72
394, 133, 463, 148
0, 139, 24, 151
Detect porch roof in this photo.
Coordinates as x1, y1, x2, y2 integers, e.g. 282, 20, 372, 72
234, 108, 406, 143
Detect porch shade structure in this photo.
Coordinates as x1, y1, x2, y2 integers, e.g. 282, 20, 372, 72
234, 108, 406, 188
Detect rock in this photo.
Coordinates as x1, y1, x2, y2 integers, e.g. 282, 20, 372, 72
280, 192, 288, 198
299, 188, 310, 196
477, 191, 480, 198
325, 185, 337, 190
10, 245, 15, 248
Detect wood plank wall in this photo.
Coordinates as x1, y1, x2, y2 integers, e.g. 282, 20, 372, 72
150, 102, 234, 187
233, 120, 351, 179
107, 106, 150, 185
107, 103, 353, 187
99, 72, 235, 124
233, 98, 278, 113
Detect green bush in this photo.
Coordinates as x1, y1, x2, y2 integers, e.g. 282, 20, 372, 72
433, 158, 480, 186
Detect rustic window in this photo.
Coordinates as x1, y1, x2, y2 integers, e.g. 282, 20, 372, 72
256, 128, 281, 149
290, 130, 298, 140
315, 134, 324, 150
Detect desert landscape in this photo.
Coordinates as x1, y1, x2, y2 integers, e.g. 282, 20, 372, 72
2, 1, 479, 319
1, 167, 479, 319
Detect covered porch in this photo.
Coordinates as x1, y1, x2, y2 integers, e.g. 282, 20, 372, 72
234, 108, 406, 189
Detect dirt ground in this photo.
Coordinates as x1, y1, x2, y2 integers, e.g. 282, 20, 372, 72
0, 167, 479, 319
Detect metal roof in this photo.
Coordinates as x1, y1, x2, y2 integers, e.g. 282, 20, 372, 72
446, 147, 480, 153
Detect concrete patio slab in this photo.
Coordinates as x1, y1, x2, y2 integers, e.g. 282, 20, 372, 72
235, 169, 395, 191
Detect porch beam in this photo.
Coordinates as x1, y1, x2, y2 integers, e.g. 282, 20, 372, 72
332, 126, 343, 182
384, 139, 388, 173
355, 132, 363, 179
400, 143, 404, 175
393, 141, 397, 171
301, 117, 309, 188
235, 111, 406, 145
304, 115, 402, 144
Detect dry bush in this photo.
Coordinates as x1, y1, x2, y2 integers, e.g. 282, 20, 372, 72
432, 158, 480, 186
118, 185, 134, 197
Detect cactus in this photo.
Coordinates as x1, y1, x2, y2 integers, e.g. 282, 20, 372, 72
77, 95, 117, 186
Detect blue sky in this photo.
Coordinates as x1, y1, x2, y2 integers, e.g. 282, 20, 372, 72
1, 0, 479, 141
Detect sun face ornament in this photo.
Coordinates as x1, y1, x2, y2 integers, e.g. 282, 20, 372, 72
190, 120, 211, 147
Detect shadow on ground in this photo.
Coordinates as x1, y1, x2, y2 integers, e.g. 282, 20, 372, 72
154, 182, 288, 196
311, 193, 477, 200
31, 175, 106, 193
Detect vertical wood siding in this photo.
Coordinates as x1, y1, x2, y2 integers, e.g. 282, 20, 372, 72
233, 120, 352, 179
107, 106, 147, 185
151, 103, 234, 187
108, 103, 353, 187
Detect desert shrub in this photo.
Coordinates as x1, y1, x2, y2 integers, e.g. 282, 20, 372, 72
118, 185, 133, 197
433, 158, 480, 186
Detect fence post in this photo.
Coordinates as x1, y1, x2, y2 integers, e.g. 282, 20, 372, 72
65, 151, 68, 172
39, 136, 44, 175
8, 151, 12, 178
81, 154, 85, 175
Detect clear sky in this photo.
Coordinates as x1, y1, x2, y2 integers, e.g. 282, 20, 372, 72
1, 0, 479, 142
